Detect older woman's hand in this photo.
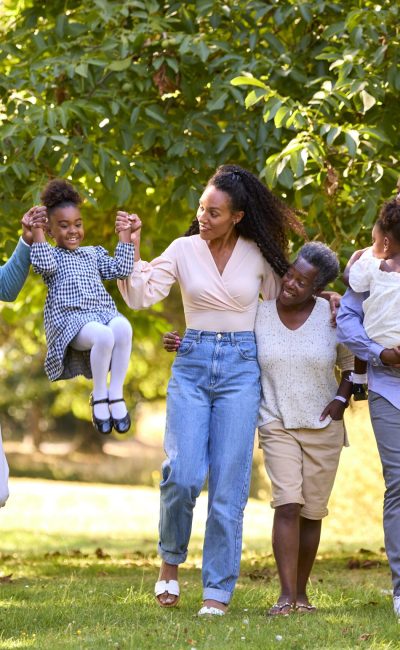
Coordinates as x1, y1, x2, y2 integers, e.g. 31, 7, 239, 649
163, 331, 181, 352
319, 399, 347, 421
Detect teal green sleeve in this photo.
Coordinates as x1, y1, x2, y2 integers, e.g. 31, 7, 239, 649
0, 238, 31, 302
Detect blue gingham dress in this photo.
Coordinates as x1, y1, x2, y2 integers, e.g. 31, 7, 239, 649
31, 242, 134, 381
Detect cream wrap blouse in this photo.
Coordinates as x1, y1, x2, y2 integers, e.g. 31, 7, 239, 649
118, 235, 281, 332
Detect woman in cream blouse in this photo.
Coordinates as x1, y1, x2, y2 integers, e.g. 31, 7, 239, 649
118, 165, 302, 616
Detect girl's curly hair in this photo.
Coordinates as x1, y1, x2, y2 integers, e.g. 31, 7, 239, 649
377, 196, 400, 244
40, 179, 82, 214
184, 164, 305, 277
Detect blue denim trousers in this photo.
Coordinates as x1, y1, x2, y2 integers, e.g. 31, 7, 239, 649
369, 391, 400, 596
158, 329, 261, 604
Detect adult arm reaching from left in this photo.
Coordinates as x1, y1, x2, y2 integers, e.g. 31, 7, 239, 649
0, 206, 47, 301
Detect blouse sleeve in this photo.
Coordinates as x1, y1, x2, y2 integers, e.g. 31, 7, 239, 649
260, 261, 281, 300
336, 343, 354, 373
117, 240, 179, 310
348, 253, 379, 293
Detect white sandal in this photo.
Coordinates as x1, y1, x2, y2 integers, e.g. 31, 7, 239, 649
154, 579, 180, 608
198, 606, 225, 616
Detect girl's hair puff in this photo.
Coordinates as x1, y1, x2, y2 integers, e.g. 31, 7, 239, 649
41, 179, 82, 214
376, 196, 400, 245
184, 164, 305, 277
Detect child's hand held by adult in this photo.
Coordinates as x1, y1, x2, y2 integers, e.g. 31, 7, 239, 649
115, 211, 132, 243
21, 206, 48, 244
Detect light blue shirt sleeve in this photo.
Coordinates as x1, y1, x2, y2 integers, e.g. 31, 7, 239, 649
336, 288, 384, 366
0, 238, 31, 302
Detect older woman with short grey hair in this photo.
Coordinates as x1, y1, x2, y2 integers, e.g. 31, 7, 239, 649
256, 242, 353, 616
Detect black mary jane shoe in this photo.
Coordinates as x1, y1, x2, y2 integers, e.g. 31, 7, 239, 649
109, 398, 131, 434
352, 383, 368, 401
89, 394, 113, 435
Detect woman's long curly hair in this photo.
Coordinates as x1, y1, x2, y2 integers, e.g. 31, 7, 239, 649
184, 164, 304, 277
41, 179, 82, 214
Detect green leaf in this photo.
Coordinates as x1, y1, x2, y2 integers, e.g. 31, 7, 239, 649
198, 40, 210, 63
231, 76, 267, 89
344, 129, 360, 157
116, 175, 131, 205
274, 106, 289, 128
75, 63, 89, 78
244, 89, 266, 109
59, 153, 74, 176
108, 58, 132, 72
144, 106, 166, 124
207, 92, 228, 112
215, 133, 233, 154
32, 136, 47, 158
360, 90, 376, 113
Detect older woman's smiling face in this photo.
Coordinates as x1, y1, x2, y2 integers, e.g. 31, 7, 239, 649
279, 257, 319, 307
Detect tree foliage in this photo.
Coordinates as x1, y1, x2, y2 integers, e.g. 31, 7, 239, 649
231, 0, 400, 256
0, 0, 399, 438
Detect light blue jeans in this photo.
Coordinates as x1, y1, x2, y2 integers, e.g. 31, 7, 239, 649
158, 329, 260, 604
369, 391, 400, 596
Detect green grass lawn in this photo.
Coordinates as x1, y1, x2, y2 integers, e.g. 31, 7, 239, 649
0, 402, 398, 649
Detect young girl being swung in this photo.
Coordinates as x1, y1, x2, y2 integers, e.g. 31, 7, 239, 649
30, 179, 137, 435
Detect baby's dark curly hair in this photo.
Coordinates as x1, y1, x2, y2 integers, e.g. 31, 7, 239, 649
184, 164, 305, 277
377, 196, 400, 244
41, 179, 82, 214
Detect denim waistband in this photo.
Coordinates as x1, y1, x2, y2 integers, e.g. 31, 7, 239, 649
184, 329, 255, 343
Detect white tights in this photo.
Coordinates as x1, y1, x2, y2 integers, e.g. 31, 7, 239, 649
71, 317, 132, 420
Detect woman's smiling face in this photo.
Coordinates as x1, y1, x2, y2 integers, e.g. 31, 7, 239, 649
279, 257, 319, 307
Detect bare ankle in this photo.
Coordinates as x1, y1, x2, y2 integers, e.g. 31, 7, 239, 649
159, 561, 178, 581
203, 599, 227, 612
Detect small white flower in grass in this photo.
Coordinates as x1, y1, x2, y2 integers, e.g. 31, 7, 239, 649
276, 635, 283, 642
241, 637, 246, 641
243, 618, 249, 625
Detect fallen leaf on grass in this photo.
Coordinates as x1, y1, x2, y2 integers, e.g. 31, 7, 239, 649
361, 560, 381, 569
95, 548, 110, 559
71, 549, 88, 558
347, 558, 380, 569
0, 574, 13, 583
358, 548, 372, 554
245, 568, 274, 581
347, 559, 361, 569
359, 633, 374, 641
